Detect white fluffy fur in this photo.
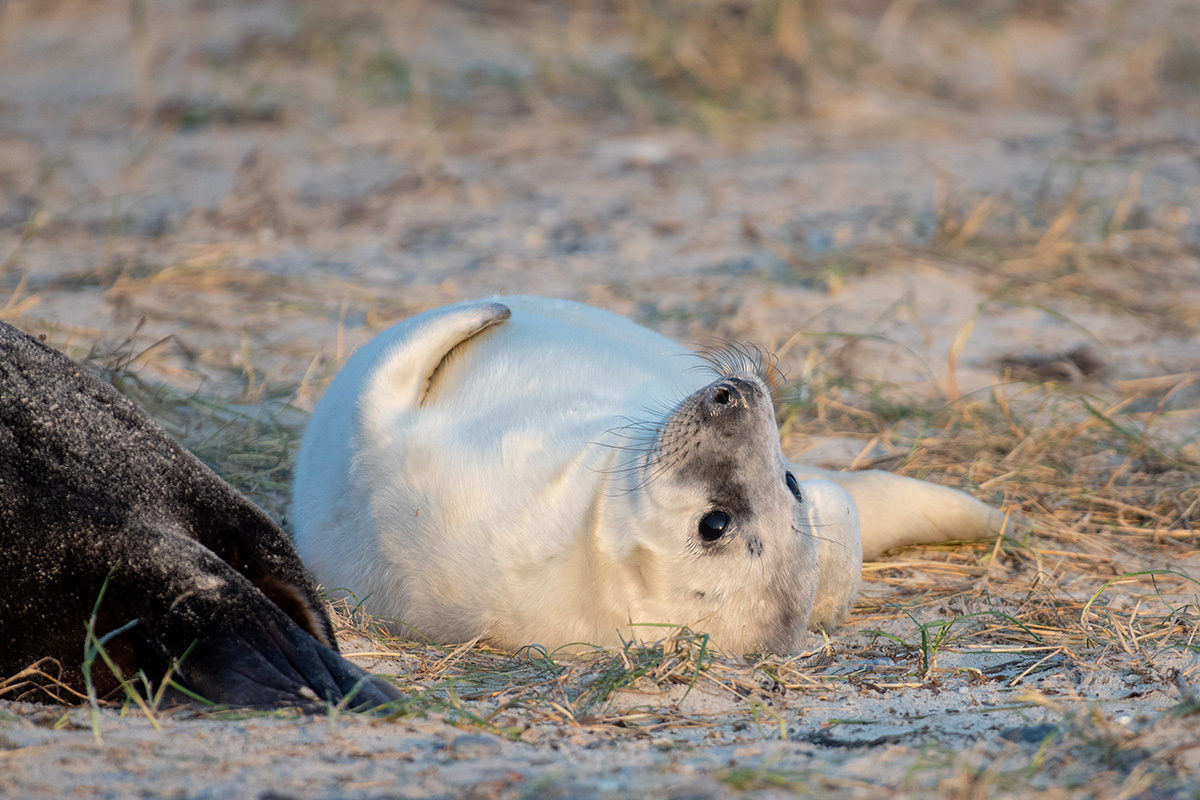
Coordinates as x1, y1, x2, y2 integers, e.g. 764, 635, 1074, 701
292, 297, 1004, 653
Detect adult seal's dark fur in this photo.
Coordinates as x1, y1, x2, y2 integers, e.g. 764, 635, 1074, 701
0, 321, 399, 708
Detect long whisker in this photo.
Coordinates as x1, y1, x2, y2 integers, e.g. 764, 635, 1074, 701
693, 340, 787, 398
793, 520, 857, 555
588, 388, 697, 496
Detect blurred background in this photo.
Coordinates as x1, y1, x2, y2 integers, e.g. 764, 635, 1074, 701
6, 10, 1200, 791
1, 0, 1198, 508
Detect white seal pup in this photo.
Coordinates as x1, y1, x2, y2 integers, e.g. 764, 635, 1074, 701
292, 297, 1005, 653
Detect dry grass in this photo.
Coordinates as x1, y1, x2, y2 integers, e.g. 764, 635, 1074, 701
34, 230, 1193, 794
2, 0, 1199, 795
275, 0, 1200, 134
3, 217, 1194, 795
110, 0, 1200, 140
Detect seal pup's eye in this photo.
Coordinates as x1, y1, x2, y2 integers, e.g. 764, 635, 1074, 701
785, 472, 802, 501
699, 511, 730, 541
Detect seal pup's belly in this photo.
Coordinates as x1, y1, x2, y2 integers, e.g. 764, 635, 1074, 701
293, 296, 1004, 653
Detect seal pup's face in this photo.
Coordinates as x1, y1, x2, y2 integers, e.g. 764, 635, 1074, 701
630, 370, 819, 653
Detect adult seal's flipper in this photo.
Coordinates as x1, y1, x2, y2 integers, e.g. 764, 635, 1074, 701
0, 321, 400, 707
102, 530, 401, 708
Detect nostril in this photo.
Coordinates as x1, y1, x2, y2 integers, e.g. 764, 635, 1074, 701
713, 386, 730, 405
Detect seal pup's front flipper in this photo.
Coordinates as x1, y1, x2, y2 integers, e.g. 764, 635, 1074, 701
291, 299, 514, 610
367, 301, 512, 409
787, 463, 1007, 560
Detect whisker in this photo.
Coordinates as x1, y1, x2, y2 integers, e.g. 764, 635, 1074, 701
792, 521, 857, 555
693, 340, 787, 399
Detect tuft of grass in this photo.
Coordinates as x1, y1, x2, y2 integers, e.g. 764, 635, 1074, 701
0, 660, 89, 706
716, 763, 814, 792
80, 577, 191, 741
562, 626, 713, 718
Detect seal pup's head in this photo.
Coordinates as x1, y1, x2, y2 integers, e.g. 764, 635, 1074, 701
620, 369, 819, 653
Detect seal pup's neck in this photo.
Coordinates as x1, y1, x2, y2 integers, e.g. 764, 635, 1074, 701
477, 438, 666, 652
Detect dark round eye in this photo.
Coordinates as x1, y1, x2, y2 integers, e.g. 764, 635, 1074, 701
785, 471, 802, 501
699, 510, 730, 541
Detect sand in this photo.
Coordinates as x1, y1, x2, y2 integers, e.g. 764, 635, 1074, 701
2, 0, 1200, 796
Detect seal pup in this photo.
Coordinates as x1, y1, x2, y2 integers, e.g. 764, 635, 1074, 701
293, 297, 1005, 653
0, 321, 400, 707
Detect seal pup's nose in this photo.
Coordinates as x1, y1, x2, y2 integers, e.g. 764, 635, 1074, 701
704, 376, 762, 415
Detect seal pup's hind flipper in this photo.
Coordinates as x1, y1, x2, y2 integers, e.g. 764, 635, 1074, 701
787, 463, 1007, 560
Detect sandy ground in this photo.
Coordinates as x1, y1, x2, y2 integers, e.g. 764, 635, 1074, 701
2, 0, 1200, 797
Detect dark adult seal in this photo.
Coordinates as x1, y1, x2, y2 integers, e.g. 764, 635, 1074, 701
0, 321, 399, 707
